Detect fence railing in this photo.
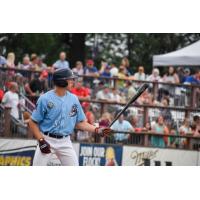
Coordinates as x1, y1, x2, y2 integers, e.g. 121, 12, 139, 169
1, 66, 200, 108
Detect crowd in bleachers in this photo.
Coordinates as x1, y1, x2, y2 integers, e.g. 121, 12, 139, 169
0, 51, 200, 149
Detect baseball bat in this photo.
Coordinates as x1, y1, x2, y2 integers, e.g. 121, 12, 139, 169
109, 83, 149, 127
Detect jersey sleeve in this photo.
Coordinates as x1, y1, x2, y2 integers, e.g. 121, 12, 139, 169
31, 95, 47, 123
75, 97, 86, 123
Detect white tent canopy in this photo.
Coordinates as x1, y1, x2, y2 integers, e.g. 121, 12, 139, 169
153, 40, 200, 66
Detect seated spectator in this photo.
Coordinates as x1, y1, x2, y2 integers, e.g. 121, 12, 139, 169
137, 90, 153, 105
53, 52, 70, 70
30, 54, 40, 71
99, 112, 112, 127
0, 54, 6, 67
125, 81, 137, 101
25, 70, 48, 96
110, 62, 119, 77
160, 97, 173, 125
151, 116, 169, 148
71, 78, 90, 101
96, 84, 112, 101
72, 61, 84, 75
1, 82, 20, 119
192, 115, 200, 136
110, 88, 122, 103
111, 114, 134, 144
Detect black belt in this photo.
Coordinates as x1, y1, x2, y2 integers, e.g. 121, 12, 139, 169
43, 132, 68, 139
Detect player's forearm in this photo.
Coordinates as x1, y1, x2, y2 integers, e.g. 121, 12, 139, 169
29, 119, 43, 140
75, 121, 96, 133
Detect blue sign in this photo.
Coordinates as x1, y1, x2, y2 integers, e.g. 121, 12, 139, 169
0, 146, 36, 166
79, 143, 123, 166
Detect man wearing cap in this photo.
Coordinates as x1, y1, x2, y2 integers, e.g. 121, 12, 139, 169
29, 68, 113, 165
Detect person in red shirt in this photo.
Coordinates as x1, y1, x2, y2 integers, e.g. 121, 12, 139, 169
70, 78, 90, 100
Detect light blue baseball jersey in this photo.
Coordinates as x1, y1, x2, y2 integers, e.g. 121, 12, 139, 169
31, 90, 86, 136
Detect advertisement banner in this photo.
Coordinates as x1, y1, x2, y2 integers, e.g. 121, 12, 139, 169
122, 146, 199, 166
0, 139, 37, 166
79, 143, 123, 166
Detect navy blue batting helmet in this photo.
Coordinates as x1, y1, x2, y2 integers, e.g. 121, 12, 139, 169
53, 68, 78, 87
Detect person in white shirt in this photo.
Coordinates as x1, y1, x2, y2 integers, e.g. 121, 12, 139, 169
2, 82, 20, 119
110, 62, 119, 77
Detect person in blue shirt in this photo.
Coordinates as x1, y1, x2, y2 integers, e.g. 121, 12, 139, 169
111, 114, 133, 143
0, 55, 6, 67
53, 52, 70, 70
29, 68, 113, 166
184, 69, 200, 85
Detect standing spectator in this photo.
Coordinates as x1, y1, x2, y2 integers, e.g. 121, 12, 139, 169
38, 56, 47, 71
117, 66, 127, 89
99, 65, 111, 78
72, 61, 84, 76
15, 73, 26, 95
84, 59, 98, 76
184, 69, 200, 85
0, 54, 6, 67
151, 116, 169, 148
25, 70, 48, 97
120, 57, 131, 75
71, 78, 90, 101
111, 114, 133, 144
181, 68, 191, 83
133, 66, 146, 89
163, 66, 180, 84
30, 54, 40, 71
147, 68, 161, 82
53, 52, 70, 70
1, 82, 20, 119
6, 52, 16, 76
19, 55, 31, 70
160, 97, 173, 125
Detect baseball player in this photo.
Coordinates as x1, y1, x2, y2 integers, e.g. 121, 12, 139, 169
29, 68, 113, 166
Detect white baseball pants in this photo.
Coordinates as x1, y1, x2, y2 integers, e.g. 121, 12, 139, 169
33, 135, 78, 166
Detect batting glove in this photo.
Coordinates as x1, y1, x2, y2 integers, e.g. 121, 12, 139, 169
95, 127, 113, 137
39, 138, 51, 154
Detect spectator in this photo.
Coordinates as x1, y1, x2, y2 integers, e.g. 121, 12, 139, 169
151, 116, 169, 148
163, 66, 180, 84
125, 81, 137, 101
53, 52, 70, 70
96, 84, 112, 101
20, 55, 31, 70
110, 62, 119, 77
30, 54, 40, 71
25, 70, 48, 96
0, 54, 6, 67
99, 65, 111, 78
110, 88, 122, 103
71, 78, 90, 101
0, 89, 4, 103
99, 112, 112, 127
133, 66, 146, 89
181, 68, 191, 83
160, 97, 173, 125
192, 115, 200, 136
1, 82, 20, 119
6, 52, 16, 76
147, 68, 161, 82
111, 114, 133, 144
84, 59, 98, 76
184, 69, 200, 85
117, 66, 127, 89
120, 57, 131, 75
15, 73, 26, 95
38, 56, 47, 71
72, 61, 84, 76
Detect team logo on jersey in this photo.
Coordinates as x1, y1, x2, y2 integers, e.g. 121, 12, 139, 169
47, 101, 54, 109
69, 104, 78, 117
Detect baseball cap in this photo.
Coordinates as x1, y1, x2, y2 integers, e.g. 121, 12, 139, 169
86, 59, 94, 65
184, 68, 190, 73
41, 70, 48, 78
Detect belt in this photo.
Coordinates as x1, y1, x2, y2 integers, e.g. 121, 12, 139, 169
43, 132, 68, 139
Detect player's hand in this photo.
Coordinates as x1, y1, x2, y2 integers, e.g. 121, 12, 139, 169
39, 138, 51, 154
95, 127, 113, 137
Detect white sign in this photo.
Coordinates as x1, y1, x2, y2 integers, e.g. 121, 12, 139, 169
122, 146, 199, 166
